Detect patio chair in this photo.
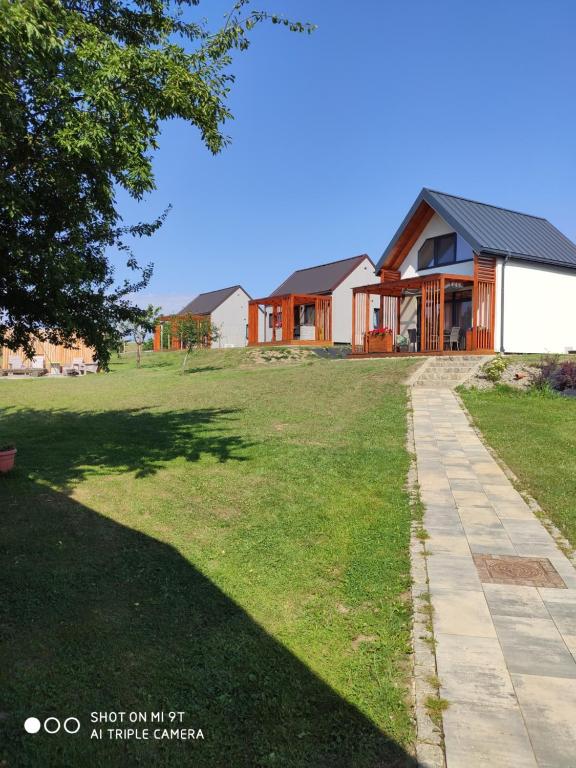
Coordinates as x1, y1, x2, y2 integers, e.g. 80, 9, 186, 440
407, 328, 418, 353
447, 326, 461, 350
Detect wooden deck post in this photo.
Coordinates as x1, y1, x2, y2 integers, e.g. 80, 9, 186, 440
365, 291, 370, 349
351, 290, 356, 352
420, 283, 427, 353
153, 323, 161, 352
439, 276, 445, 353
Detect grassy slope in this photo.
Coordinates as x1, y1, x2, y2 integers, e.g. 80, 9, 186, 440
461, 386, 576, 546
0, 349, 418, 767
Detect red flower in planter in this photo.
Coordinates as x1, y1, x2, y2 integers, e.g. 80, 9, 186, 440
369, 327, 393, 337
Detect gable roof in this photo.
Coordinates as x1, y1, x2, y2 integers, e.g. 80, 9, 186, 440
178, 285, 247, 316
375, 188, 576, 272
271, 255, 374, 296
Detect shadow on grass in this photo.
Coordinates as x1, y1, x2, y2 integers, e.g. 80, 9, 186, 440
0, 406, 249, 486
0, 483, 416, 768
182, 366, 224, 375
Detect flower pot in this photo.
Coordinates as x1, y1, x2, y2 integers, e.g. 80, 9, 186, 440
366, 333, 393, 353
0, 448, 17, 473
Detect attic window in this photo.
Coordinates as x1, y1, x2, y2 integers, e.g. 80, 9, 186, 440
417, 233, 457, 270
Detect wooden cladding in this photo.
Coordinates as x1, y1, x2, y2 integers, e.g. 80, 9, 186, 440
1, 337, 96, 368
421, 277, 442, 352
352, 291, 368, 353
315, 297, 332, 342
379, 269, 401, 283
248, 303, 260, 345
380, 295, 399, 334
473, 254, 496, 351
384, 201, 435, 271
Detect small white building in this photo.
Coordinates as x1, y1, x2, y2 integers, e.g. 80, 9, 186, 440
248, 255, 379, 345
352, 188, 576, 354
155, 285, 251, 350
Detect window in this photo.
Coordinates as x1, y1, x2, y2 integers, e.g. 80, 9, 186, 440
436, 234, 456, 265
373, 307, 381, 328
417, 238, 435, 270
301, 304, 315, 325
417, 233, 459, 270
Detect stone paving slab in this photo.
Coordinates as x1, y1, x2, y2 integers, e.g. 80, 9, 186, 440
411, 388, 576, 767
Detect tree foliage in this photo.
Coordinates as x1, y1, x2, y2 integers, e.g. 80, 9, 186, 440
0, 0, 313, 367
176, 315, 221, 371
118, 303, 161, 367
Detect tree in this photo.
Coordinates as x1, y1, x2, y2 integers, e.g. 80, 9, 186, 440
0, 1, 313, 368
176, 316, 221, 371
119, 304, 161, 368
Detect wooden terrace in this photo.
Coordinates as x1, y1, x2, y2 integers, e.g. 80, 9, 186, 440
248, 294, 332, 346
351, 255, 496, 356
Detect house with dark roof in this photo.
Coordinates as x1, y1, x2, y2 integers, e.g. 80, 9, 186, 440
153, 285, 251, 350
248, 255, 378, 345
352, 188, 576, 355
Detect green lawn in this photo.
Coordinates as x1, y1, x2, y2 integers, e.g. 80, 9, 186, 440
0, 349, 418, 767
461, 386, 576, 547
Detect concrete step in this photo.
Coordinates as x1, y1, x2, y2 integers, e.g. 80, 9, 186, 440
425, 366, 476, 373
412, 379, 464, 388
427, 360, 483, 367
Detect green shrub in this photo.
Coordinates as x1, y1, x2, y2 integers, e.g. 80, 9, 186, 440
483, 355, 509, 383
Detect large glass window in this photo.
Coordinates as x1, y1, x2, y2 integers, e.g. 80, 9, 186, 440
436, 234, 456, 265
417, 238, 435, 270
417, 233, 462, 270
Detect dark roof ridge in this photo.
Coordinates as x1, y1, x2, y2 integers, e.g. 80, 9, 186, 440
194, 284, 243, 297
288, 254, 372, 275
424, 188, 547, 221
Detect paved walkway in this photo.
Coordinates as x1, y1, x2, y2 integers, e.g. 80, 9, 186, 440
412, 388, 576, 768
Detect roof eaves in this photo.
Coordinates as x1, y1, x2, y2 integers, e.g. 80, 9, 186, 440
375, 191, 429, 272
480, 248, 576, 271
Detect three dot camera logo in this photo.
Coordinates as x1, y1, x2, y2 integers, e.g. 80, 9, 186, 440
24, 716, 81, 735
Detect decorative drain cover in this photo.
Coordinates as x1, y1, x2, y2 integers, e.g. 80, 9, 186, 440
473, 554, 566, 588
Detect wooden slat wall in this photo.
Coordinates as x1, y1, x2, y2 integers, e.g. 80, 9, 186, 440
2, 338, 96, 368
248, 303, 260, 345
352, 291, 369, 353
422, 278, 442, 352
380, 295, 399, 336
315, 297, 331, 342
473, 255, 496, 351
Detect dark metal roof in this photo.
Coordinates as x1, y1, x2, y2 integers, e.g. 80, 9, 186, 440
271, 255, 373, 296
178, 285, 247, 316
376, 188, 576, 272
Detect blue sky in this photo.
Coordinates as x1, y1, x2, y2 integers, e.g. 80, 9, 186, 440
117, 0, 576, 313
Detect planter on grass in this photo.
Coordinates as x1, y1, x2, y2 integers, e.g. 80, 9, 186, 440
0, 446, 17, 474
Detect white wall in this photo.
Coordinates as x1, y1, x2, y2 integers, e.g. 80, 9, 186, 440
332, 257, 380, 343
501, 261, 576, 353
211, 288, 250, 348
399, 213, 474, 278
